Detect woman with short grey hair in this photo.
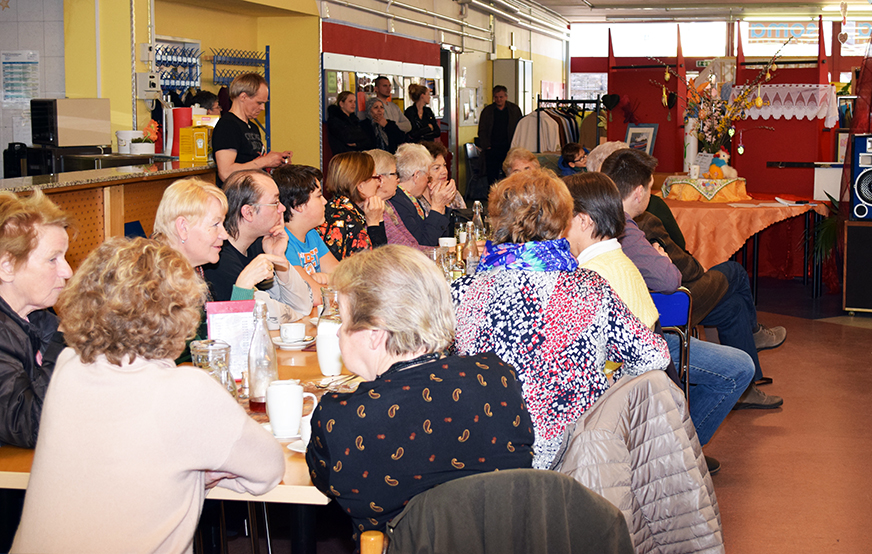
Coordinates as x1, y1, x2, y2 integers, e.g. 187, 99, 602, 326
305, 245, 534, 536
390, 144, 455, 246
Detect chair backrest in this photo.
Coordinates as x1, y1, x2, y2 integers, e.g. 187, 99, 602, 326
650, 287, 692, 328
650, 286, 693, 399
385, 469, 633, 554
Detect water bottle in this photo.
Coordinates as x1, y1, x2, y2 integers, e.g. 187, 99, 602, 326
247, 299, 278, 413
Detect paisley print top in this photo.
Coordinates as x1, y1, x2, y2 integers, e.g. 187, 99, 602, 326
305, 353, 534, 534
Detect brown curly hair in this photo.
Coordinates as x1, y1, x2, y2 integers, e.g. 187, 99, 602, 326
488, 168, 572, 244
56, 237, 207, 365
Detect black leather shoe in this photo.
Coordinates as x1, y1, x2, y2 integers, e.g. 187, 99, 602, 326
705, 455, 721, 476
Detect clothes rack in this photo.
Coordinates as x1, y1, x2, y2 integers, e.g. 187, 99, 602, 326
535, 96, 602, 153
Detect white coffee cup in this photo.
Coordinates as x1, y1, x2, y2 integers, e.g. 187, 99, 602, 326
316, 320, 343, 376
266, 380, 318, 438
280, 322, 306, 343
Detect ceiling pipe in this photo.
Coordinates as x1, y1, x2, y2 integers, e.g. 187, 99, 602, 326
470, 0, 570, 40
375, 0, 492, 34
325, 0, 492, 42
480, 0, 570, 35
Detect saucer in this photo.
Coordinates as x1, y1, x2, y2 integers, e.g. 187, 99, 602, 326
261, 422, 300, 440
287, 439, 307, 453
272, 336, 315, 351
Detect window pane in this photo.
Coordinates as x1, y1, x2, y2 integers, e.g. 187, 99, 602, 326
739, 21, 832, 57
570, 22, 726, 58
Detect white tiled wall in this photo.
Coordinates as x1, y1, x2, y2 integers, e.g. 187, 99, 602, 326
0, 0, 65, 178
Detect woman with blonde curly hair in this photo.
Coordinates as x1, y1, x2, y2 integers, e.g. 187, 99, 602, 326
0, 190, 71, 449
451, 169, 670, 469
306, 245, 533, 536
12, 237, 284, 554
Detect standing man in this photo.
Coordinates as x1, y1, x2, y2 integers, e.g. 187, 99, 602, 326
360, 76, 412, 133
212, 73, 293, 186
477, 85, 523, 185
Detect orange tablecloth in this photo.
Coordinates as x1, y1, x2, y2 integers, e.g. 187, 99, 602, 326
664, 198, 829, 271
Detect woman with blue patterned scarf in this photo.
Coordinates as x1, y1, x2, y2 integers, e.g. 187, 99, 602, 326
451, 169, 670, 469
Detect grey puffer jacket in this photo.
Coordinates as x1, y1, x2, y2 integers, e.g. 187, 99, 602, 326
551, 371, 724, 554
0, 296, 65, 448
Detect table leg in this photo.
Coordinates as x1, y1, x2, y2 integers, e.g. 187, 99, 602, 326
812, 212, 823, 298
803, 212, 810, 286
752, 233, 759, 305
289, 505, 317, 554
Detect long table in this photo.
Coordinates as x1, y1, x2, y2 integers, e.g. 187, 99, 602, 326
0, 345, 332, 505
663, 197, 831, 299
0, 333, 344, 552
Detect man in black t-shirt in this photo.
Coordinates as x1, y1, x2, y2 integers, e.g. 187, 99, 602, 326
212, 73, 294, 186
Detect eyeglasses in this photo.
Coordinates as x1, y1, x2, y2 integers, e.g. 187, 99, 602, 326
380, 172, 399, 178
250, 202, 282, 211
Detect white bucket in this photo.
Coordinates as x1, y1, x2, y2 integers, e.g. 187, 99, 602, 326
116, 130, 143, 154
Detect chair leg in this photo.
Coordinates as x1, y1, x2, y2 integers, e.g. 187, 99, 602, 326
261, 503, 273, 554
247, 502, 261, 554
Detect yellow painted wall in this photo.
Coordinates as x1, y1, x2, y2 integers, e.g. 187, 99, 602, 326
155, 1, 259, 90
65, 0, 151, 138
257, 16, 322, 167
64, 0, 97, 98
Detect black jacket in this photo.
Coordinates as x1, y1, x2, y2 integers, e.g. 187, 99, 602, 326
359, 118, 406, 155
0, 297, 65, 448
404, 105, 441, 142
326, 104, 372, 155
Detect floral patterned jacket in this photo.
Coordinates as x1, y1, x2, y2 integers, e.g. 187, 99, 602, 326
317, 196, 387, 260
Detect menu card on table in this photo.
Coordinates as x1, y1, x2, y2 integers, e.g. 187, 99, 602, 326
206, 300, 255, 380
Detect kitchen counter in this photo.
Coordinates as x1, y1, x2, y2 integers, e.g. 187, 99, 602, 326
0, 160, 213, 194
0, 161, 216, 269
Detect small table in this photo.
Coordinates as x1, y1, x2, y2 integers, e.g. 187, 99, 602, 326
663, 198, 830, 299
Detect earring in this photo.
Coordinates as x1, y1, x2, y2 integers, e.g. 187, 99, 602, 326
181, 239, 186, 244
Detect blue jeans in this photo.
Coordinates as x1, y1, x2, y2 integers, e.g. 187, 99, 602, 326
700, 261, 764, 381
666, 334, 754, 446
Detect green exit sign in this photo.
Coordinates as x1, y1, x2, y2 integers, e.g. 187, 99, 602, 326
696, 60, 711, 67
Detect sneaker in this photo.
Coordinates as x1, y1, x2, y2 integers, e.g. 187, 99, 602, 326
732, 383, 783, 410
753, 324, 786, 351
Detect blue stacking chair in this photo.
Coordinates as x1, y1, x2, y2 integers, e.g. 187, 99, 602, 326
650, 287, 693, 401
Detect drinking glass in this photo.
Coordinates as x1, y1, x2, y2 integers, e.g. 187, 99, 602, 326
190, 340, 237, 398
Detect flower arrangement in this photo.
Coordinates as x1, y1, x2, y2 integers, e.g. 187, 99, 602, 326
651, 38, 791, 154
132, 119, 160, 144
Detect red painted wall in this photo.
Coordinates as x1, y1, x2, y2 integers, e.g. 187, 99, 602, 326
607, 64, 685, 173
322, 22, 440, 65
731, 66, 825, 197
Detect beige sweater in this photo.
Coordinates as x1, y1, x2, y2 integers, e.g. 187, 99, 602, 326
12, 348, 285, 554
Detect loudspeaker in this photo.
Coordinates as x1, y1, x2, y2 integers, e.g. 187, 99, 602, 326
851, 134, 872, 220
844, 222, 872, 312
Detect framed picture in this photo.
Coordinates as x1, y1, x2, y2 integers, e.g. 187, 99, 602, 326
625, 124, 659, 156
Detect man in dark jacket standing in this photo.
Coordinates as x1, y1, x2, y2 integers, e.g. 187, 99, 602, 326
477, 85, 523, 185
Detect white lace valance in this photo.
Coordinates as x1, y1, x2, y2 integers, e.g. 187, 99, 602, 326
730, 84, 838, 128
